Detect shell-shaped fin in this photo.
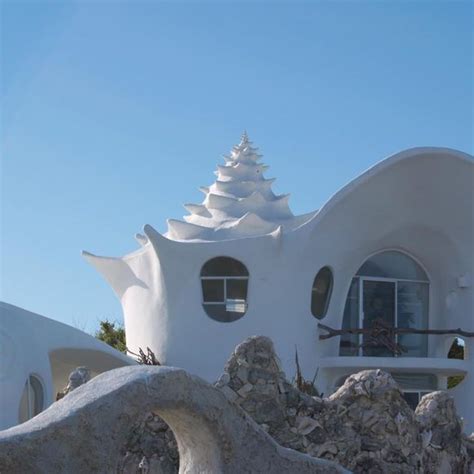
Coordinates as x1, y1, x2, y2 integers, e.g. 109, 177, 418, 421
167, 219, 210, 240
183, 203, 211, 217
135, 233, 149, 246
82, 251, 148, 299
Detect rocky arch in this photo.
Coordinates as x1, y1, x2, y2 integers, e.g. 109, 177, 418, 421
0, 366, 346, 474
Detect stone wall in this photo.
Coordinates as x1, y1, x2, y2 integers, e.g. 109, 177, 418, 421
120, 336, 473, 473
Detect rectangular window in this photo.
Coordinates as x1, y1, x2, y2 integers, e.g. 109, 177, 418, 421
402, 391, 431, 410
397, 282, 429, 357
202, 279, 224, 302
226, 279, 248, 300
362, 280, 396, 357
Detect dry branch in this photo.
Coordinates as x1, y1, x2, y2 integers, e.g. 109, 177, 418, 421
318, 323, 474, 340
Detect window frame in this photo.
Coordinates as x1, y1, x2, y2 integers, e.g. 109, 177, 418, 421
310, 266, 334, 320
355, 275, 429, 357
401, 390, 432, 410
340, 250, 430, 357
200, 275, 249, 307
19, 374, 44, 423
200, 256, 249, 322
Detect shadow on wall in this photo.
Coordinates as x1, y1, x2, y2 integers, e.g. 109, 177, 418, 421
48, 348, 133, 398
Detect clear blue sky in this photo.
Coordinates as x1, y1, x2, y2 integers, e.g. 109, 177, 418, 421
1, 1, 472, 333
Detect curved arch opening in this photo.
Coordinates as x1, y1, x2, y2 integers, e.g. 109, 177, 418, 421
18, 374, 44, 424
200, 256, 249, 322
340, 250, 429, 357
311, 266, 333, 320
49, 348, 132, 398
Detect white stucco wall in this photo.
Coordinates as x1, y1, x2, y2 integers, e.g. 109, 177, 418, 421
85, 147, 473, 432
0, 302, 135, 431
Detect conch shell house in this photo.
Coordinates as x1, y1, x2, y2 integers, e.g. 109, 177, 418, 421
84, 134, 474, 432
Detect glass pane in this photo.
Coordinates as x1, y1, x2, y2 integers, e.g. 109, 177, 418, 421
311, 267, 333, 319
392, 373, 437, 390
226, 279, 248, 300
357, 251, 428, 281
18, 381, 30, 424
339, 278, 359, 356
362, 280, 396, 357
402, 392, 420, 410
29, 376, 44, 416
202, 304, 245, 323
226, 299, 246, 313
201, 257, 249, 277
201, 279, 224, 302
397, 282, 429, 357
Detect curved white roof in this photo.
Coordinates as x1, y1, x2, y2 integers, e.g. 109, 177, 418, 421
0, 301, 134, 375
301, 146, 473, 233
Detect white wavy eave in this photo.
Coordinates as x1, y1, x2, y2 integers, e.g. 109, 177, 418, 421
166, 210, 317, 241
215, 162, 269, 181
212, 178, 276, 198
202, 191, 291, 219
223, 152, 263, 164
225, 212, 278, 234
224, 150, 263, 164
183, 203, 211, 217
167, 219, 211, 241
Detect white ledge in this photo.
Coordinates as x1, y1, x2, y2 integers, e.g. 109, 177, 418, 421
318, 356, 469, 375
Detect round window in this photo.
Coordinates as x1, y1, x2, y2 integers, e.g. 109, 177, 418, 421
311, 266, 333, 319
201, 257, 249, 322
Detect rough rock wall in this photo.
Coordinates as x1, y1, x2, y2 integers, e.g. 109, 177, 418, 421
120, 336, 472, 474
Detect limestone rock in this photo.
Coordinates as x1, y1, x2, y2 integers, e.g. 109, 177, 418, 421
0, 366, 347, 474
56, 366, 91, 400
215, 336, 471, 473
415, 391, 470, 472
1, 335, 471, 473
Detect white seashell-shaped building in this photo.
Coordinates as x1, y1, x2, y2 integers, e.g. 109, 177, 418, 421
84, 134, 474, 432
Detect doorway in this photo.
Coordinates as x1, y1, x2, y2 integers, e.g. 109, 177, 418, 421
361, 279, 396, 357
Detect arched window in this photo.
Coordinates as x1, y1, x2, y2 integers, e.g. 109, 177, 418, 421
340, 251, 429, 357
18, 375, 44, 423
200, 257, 249, 322
311, 266, 333, 319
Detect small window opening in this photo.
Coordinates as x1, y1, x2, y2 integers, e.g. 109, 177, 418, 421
201, 257, 249, 322
19, 374, 44, 423
311, 266, 333, 319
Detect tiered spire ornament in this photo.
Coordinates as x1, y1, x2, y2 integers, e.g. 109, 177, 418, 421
166, 133, 316, 241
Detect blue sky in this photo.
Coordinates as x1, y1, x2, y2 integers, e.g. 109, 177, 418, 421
2, 1, 472, 333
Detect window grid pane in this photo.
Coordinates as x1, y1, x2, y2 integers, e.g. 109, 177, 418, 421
202, 279, 225, 302
200, 257, 249, 322
340, 252, 429, 357
226, 279, 248, 300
